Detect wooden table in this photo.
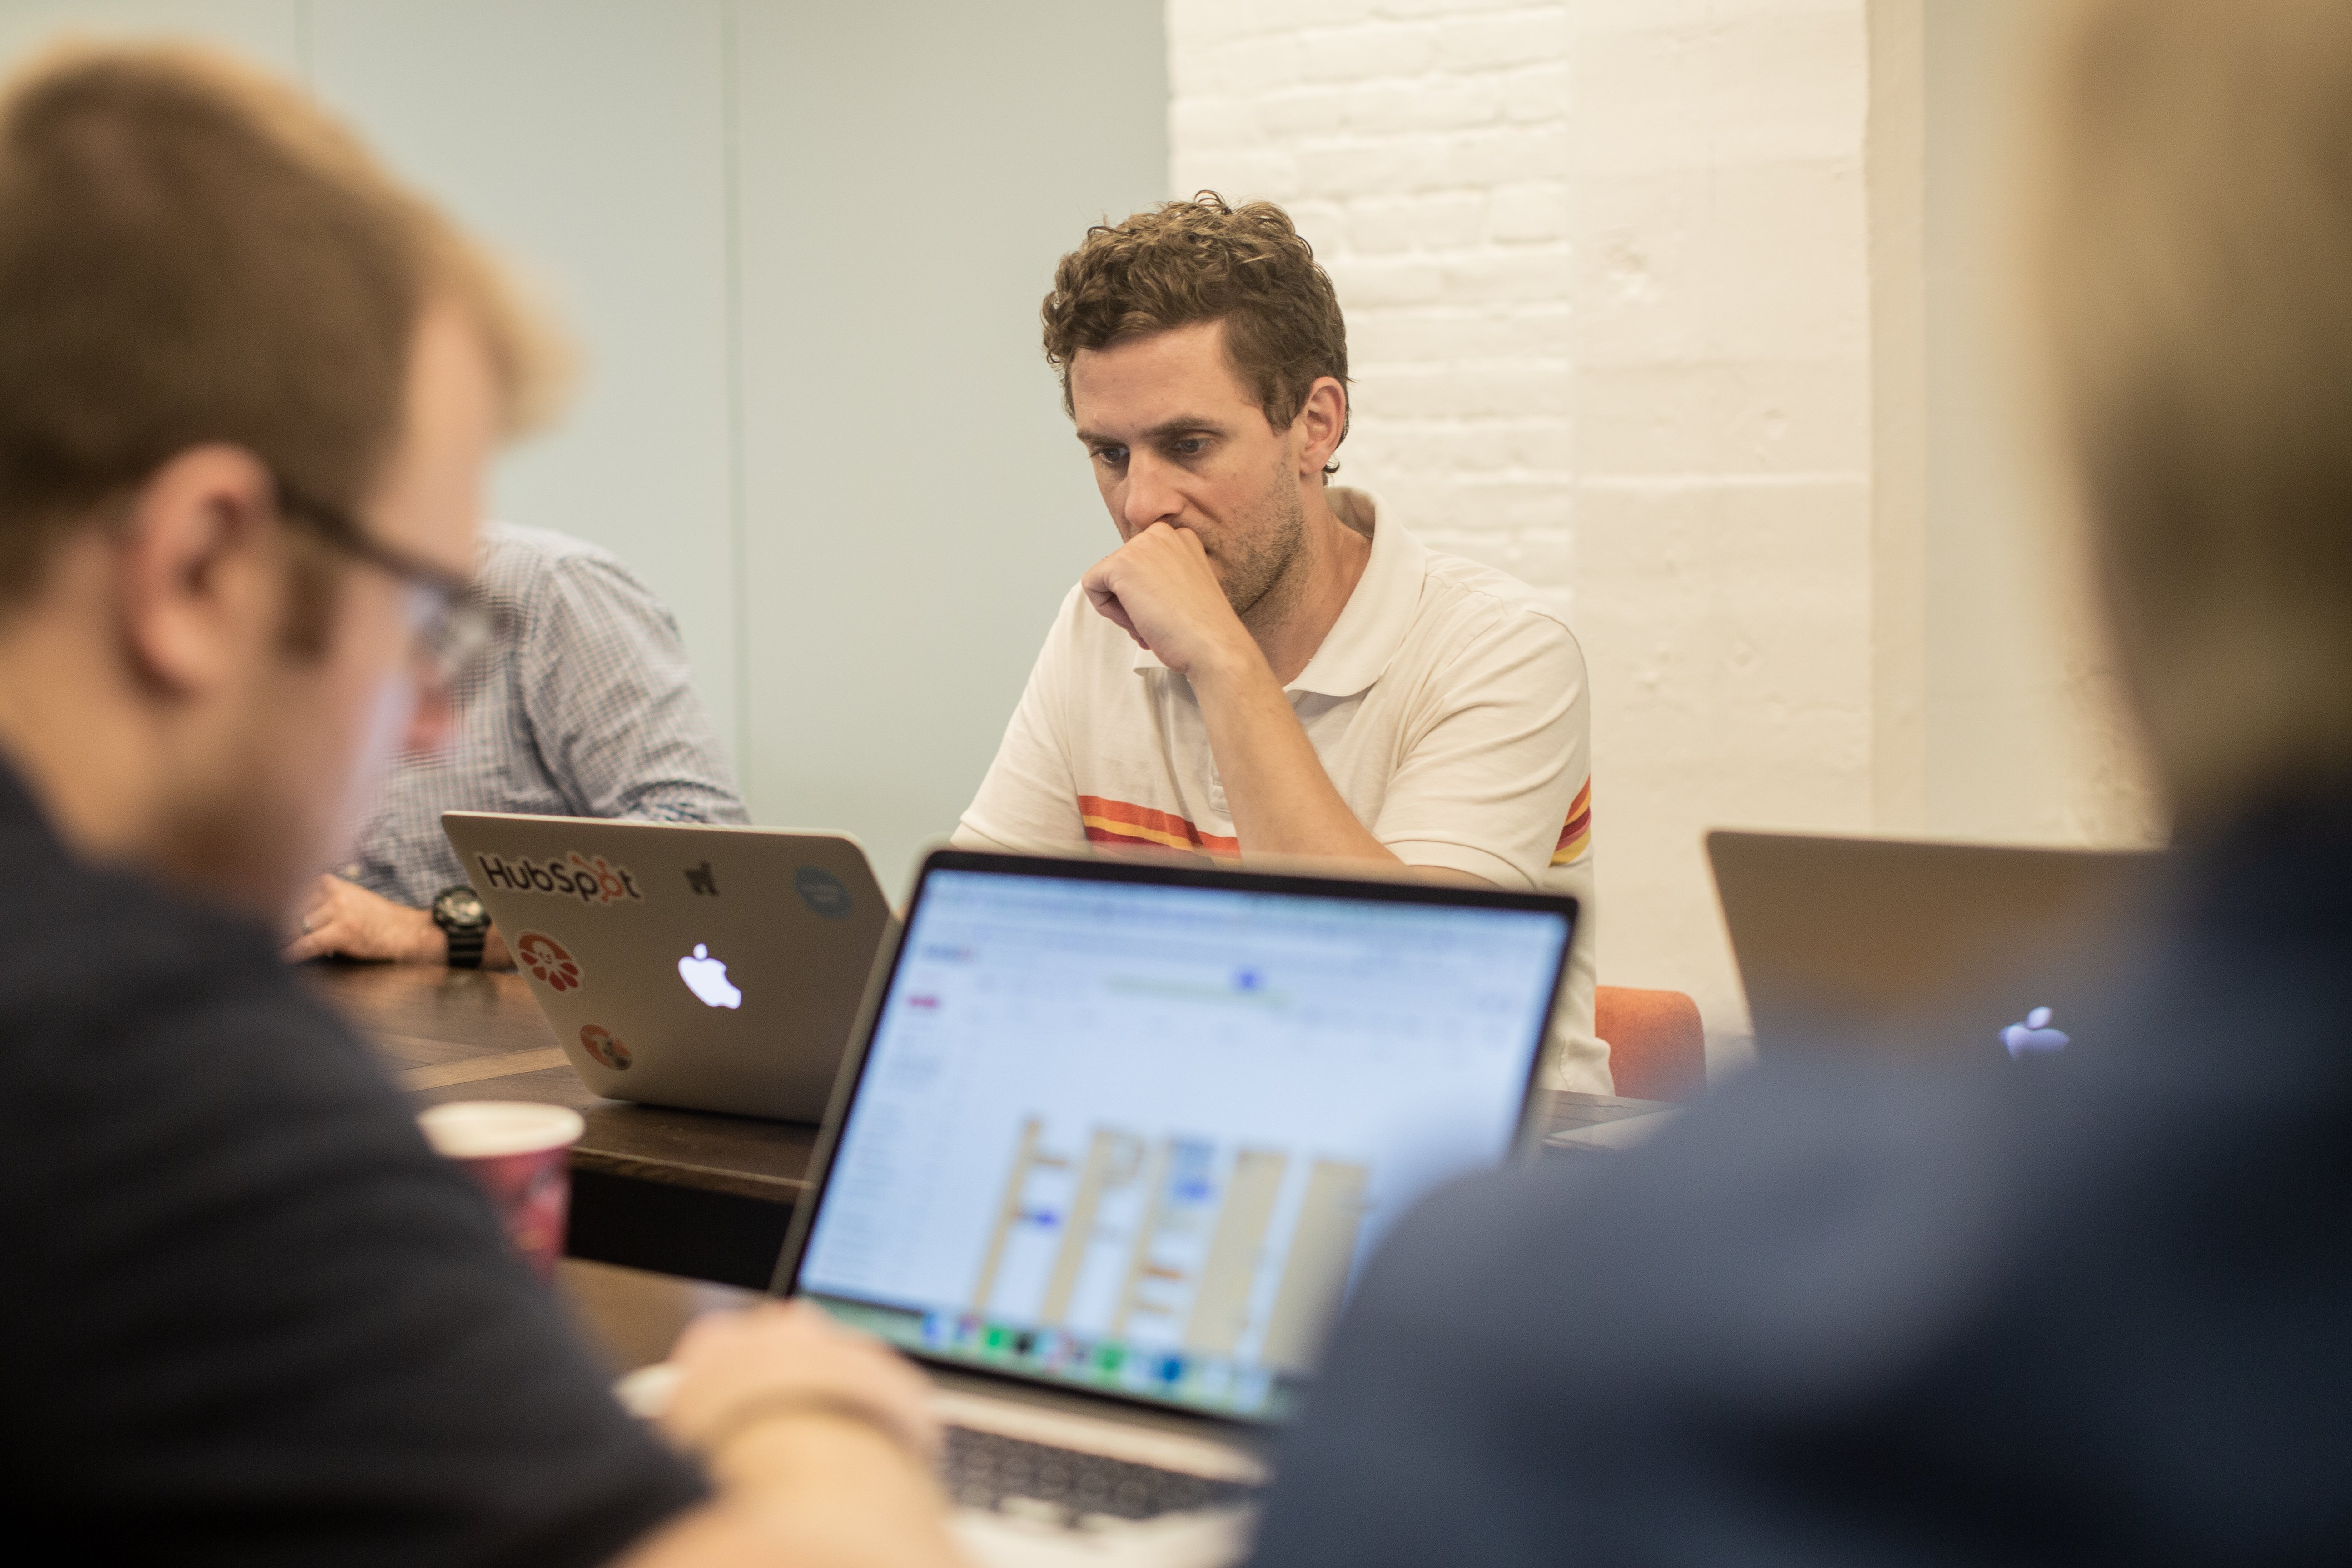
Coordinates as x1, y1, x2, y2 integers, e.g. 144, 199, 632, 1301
315, 960, 1675, 1289
559, 1257, 756, 1374
311, 961, 814, 1288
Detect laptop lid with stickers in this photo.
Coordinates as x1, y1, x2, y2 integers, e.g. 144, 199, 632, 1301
441, 812, 895, 1121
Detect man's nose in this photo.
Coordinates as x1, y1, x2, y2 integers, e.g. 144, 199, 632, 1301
1121, 452, 1183, 536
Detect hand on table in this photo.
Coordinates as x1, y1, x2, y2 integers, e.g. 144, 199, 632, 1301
283, 873, 444, 965
661, 1298, 940, 1466
622, 1301, 961, 1567
1081, 522, 1258, 680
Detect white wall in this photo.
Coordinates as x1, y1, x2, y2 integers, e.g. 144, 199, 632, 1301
0, 0, 1169, 895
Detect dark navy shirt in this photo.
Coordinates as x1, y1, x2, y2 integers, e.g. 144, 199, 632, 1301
1255, 800, 2352, 1566
0, 761, 705, 1564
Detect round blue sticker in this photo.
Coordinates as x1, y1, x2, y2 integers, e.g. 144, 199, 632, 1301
794, 866, 851, 919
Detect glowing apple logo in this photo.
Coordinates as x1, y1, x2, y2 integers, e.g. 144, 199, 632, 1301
678, 943, 742, 1009
2001, 1005, 2069, 1058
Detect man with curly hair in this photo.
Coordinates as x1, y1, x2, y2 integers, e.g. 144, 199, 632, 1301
956, 195, 1606, 1092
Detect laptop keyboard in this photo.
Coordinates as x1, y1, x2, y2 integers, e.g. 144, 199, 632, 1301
943, 1424, 1258, 1526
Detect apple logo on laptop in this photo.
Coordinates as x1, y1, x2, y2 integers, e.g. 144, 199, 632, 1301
2000, 1005, 2069, 1058
678, 943, 742, 1009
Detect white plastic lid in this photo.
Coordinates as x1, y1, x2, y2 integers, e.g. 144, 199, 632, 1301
417, 1100, 585, 1160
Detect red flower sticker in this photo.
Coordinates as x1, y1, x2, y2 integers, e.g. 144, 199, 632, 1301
579, 1025, 631, 1070
515, 931, 582, 992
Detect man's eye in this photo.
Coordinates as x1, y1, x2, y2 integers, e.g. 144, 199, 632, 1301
1094, 446, 1128, 465
1170, 438, 1206, 458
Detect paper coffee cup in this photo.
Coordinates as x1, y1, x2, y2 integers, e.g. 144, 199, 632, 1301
418, 1100, 586, 1280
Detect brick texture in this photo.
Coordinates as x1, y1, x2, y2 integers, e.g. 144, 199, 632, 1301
1173, 0, 1576, 605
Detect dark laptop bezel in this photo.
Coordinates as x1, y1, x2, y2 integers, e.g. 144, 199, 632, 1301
770, 846, 1580, 1431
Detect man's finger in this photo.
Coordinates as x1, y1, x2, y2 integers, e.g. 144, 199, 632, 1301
293, 877, 338, 926
281, 927, 337, 963
1089, 592, 1143, 645
283, 913, 360, 964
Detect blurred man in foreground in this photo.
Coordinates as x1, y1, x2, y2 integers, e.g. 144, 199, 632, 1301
1250, 1, 2352, 1562
285, 519, 748, 971
0, 43, 955, 1566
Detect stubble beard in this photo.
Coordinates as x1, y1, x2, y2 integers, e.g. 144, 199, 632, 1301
1211, 457, 1310, 634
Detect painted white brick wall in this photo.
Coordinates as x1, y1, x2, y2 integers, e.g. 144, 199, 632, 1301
1172, 0, 1575, 611
1568, 0, 1877, 1063
1171, 0, 1880, 1061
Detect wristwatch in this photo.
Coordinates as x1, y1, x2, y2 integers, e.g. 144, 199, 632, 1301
431, 885, 492, 969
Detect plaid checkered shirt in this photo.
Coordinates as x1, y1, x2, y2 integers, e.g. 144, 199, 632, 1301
345, 522, 748, 907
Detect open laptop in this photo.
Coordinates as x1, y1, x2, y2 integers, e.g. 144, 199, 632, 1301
441, 812, 895, 1120
773, 848, 1579, 1567
1707, 829, 2167, 1064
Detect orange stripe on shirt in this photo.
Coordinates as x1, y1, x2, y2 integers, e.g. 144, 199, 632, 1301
1551, 778, 1593, 865
1078, 795, 1241, 857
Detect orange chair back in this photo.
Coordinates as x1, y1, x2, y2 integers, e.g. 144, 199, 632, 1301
1594, 985, 1706, 1102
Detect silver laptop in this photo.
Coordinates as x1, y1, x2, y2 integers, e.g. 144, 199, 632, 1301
775, 848, 1579, 1567
1707, 828, 2167, 1064
442, 812, 895, 1121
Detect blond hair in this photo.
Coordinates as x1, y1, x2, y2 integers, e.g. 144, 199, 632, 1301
0, 40, 567, 606
2039, 0, 2352, 826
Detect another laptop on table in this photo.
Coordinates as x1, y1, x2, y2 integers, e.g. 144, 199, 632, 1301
441, 812, 895, 1121
1707, 828, 2167, 1064
775, 848, 1579, 1567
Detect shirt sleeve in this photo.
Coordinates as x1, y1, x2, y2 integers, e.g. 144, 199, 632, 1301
1369, 610, 1604, 1089
3, 941, 706, 1564
955, 587, 1089, 851
1372, 609, 1590, 892
517, 550, 750, 827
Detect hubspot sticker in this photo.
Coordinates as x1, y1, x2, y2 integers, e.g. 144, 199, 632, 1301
475, 851, 643, 906
579, 1024, 632, 1070
515, 931, 582, 992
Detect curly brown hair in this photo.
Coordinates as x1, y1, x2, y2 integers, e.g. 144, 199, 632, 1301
1042, 193, 1349, 472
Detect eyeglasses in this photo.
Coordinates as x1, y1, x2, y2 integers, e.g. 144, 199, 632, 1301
269, 476, 498, 692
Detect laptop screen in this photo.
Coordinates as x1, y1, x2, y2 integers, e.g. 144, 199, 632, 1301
789, 855, 1575, 1425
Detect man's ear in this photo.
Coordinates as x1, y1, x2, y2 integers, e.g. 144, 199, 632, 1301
114, 444, 283, 697
1294, 375, 1348, 478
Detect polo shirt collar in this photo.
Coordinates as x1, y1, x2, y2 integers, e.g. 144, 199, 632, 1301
1130, 487, 1428, 699
1288, 488, 1426, 697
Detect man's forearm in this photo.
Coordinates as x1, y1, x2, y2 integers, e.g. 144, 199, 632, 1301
1189, 648, 1399, 864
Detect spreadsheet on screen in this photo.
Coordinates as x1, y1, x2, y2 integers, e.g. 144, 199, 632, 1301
798, 870, 1571, 1420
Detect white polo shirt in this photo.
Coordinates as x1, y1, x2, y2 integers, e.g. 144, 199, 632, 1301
955, 488, 1606, 1093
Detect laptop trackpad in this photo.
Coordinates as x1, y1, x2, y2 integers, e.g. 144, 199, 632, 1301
938, 1389, 1259, 1566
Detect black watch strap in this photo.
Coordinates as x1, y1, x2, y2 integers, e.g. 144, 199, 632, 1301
443, 924, 486, 969
432, 885, 490, 970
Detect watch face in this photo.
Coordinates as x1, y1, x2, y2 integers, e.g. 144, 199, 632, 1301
437, 889, 486, 927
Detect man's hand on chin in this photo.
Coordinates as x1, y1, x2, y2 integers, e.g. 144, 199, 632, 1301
1081, 521, 1258, 680
282, 873, 445, 965
1083, 523, 1401, 866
